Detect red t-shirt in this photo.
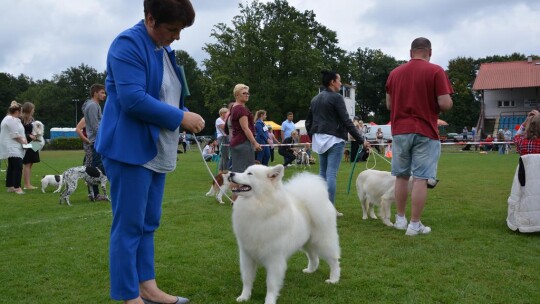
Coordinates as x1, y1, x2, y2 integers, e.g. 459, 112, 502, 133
230, 105, 255, 147
386, 59, 453, 140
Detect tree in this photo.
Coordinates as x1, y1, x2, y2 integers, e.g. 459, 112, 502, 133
349, 48, 401, 123
52, 63, 106, 125
0, 73, 33, 111
202, 0, 346, 121
175, 50, 212, 134
445, 57, 479, 133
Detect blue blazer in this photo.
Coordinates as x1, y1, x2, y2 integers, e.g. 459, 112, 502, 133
96, 20, 189, 165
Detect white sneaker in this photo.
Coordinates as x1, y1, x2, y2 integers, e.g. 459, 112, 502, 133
405, 222, 431, 236
393, 216, 408, 230
336, 210, 344, 217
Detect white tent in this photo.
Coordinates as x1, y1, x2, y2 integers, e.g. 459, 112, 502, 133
295, 120, 307, 135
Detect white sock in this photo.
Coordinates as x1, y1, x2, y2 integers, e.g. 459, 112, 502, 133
397, 214, 406, 221
410, 221, 420, 229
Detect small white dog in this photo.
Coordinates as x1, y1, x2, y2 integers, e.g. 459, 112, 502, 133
205, 172, 231, 204
31, 120, 46, 150
356, 169, 412, 227
230, 164, 340, 304
41, 174, 63, 193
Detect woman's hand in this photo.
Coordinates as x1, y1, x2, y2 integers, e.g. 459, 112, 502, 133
181, 112, 206, 134
253, 142, 262, 151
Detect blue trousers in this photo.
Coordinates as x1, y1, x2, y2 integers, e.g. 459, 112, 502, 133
256, 146, 271, 166
103, 157, 166, 300
318, 141, 345, 204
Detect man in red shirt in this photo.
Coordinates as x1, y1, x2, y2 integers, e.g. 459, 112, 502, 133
385, 37, 453, 236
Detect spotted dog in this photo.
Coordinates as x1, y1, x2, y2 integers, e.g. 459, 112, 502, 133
205, 172, 231, 204
296, 148, 310, 168
57, 166, 109, 206
41, 174, 63, 193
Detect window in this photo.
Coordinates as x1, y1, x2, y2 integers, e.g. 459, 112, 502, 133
341, 87, 351, 98
524, 99, 540, 108
497, 100, 515, 108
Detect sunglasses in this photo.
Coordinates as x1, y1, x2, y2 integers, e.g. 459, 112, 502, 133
242, 92, 250, 96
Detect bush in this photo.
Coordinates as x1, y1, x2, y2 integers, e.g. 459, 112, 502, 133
45, 137, 83, 150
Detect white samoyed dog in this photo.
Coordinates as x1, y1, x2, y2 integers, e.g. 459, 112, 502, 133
355, 169, 413, 227
229, 164, 341, 304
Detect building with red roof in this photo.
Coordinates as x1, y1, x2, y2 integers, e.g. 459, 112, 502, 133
473, 57, 540, 136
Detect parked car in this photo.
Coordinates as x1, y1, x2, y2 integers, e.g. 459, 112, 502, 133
455, 133, 473, 141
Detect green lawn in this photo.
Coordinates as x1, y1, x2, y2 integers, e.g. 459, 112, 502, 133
0, 147, 538, 303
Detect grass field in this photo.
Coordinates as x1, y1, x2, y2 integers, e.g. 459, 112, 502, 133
0, 146, 539, 303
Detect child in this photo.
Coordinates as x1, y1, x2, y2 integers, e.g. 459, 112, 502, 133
514, 110, 540, 156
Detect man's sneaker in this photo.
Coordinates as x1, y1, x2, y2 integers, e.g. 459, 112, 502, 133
394, 216, 408, 230
405, 222, 431, 236
336, 210, 344, 217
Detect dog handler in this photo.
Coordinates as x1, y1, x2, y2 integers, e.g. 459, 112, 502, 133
96, 1, 204, 303
385, 37, 453, 236
306, 70, 370, 217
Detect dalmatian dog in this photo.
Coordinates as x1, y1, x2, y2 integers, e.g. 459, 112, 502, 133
41, 174, 63, 193
57, 166, 109, 206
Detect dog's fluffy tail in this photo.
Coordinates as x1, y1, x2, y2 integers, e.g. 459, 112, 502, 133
286, 173, 338, 219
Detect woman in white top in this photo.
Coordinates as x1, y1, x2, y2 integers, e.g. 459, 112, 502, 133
0, 101, 28, 194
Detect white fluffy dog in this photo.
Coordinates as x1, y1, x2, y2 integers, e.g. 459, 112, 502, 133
41, 174, 63, 193
356, 169, 411, 227
230, 164, 340, 304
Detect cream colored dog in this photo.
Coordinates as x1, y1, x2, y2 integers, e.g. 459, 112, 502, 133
230, 164, 340, 304
356, 169, 412, 227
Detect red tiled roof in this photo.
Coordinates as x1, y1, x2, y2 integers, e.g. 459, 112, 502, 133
472, 60, 540, 90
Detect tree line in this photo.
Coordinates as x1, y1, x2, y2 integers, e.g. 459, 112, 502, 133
1, 0, 537, 138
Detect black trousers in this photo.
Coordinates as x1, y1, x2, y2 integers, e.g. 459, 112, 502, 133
6, 157, 23, 188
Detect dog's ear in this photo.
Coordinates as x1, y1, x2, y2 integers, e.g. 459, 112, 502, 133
267, 165, 284, 182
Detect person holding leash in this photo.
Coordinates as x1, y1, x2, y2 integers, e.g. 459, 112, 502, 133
306, 70, 369, 217
385, 37, 453, 236
95, 1, 204, 303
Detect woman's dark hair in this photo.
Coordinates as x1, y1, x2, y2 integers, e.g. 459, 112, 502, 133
144, 0, 195, 27
321, 70, 338, 87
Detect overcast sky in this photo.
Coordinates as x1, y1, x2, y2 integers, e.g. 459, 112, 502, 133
1, 0, 539, 80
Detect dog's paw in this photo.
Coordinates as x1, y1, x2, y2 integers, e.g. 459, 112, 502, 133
325, 278, 339, 284
382, 220, 394, 227
236, 295, 250, 302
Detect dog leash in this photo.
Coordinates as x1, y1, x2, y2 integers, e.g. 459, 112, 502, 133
193, 134, 234, 204
346, 147, 391, 194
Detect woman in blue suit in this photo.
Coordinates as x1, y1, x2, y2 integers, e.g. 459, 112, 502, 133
96, 1, 204, 303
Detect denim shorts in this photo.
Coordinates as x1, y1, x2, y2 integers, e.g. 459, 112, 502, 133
391, 134, 441, 180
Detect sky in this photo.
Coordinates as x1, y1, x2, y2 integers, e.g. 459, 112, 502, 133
1, 0, 540, 80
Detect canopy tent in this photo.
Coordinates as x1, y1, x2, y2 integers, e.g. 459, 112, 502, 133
263, 121, 281, 131
295, 120, 307, 135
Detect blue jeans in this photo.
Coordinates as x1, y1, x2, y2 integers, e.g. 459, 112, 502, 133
391, 134, 440, 179
318, 141, 345, 204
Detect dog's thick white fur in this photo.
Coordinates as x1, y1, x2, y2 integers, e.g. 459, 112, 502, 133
41, 174, 63, 193
355, 169, 412, 227
205, 172, 231, 204
31, 120, 46, 150
230, 164, 340, 304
